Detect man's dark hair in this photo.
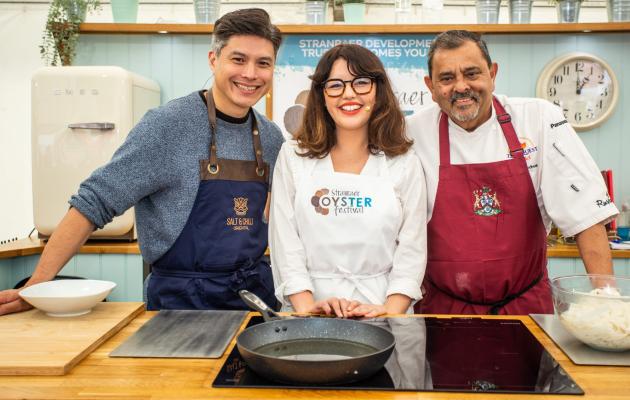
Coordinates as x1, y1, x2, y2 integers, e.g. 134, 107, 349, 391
212, 8, 283, 56
427, 30, 492, 78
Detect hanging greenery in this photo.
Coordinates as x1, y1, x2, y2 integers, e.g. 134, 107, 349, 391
40, 0, 101, 66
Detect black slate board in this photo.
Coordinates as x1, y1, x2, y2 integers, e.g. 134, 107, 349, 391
109, 310, 247, 358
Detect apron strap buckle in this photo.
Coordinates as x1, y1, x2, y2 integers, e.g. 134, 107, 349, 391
496, 113, 511, 124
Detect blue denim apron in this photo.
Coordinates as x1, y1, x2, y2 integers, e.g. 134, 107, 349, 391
147, 91, 276, 310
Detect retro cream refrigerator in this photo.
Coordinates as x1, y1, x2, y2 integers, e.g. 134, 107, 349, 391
31, 66, 160, 239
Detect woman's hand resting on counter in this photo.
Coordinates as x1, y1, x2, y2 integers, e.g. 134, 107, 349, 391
289, 291, 412, 318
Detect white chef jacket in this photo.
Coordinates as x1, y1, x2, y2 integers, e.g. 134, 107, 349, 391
269, 140, 427, 307
406, 94, 618, 237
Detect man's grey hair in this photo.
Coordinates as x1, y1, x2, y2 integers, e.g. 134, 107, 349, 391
427, 30, 492, 78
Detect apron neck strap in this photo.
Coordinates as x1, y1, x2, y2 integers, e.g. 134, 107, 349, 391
438, 96, 523, 166
205, 90, 266, 175
492, 96, 524, 159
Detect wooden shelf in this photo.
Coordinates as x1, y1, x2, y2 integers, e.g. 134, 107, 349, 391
0, 238, 140, 260
79, 22, 630, 35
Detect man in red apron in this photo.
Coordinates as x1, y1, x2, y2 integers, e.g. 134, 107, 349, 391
408, 30, 617, 315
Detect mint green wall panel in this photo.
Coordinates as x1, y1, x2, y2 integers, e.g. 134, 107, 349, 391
549, 257, 630, 277
75, 254, 102, 280
547, 258, 577, 279
124, 255, 144, 301
76, 33, 630, 203
0, 254, 143, 301
128, 35, 153, 79
0, 259, 12, 289
104, 254, 128, 302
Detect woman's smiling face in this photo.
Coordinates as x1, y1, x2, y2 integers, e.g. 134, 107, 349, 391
323, 58, 376, 134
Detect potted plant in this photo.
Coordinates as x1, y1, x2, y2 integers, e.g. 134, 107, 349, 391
551, 0, 583, 23
40, 0, 100, 66
342, 0, 365, 23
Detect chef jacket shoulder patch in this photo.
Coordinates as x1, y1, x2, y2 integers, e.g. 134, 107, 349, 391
473, 186, 502, 216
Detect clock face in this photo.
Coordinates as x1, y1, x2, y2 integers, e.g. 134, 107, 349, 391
537, 53, 618, 131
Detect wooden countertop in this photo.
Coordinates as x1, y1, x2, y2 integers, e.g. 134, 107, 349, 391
1, 238, 629, 260
0, 238, 140, 260
0, 310, 628, 399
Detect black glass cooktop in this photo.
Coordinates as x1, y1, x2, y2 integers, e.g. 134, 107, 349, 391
212, 316, 583, 394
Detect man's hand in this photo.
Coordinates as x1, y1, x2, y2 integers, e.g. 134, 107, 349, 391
0, 288, 32, 316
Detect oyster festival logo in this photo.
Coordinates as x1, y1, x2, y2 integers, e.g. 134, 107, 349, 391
227, 197, 253, 230
473, 186, 502, 216
507, 137, 538, 161
311, 188, 373, 216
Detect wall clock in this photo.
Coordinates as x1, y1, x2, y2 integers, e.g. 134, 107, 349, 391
536, 52, 619, 132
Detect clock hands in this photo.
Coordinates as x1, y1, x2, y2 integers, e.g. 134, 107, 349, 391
576, 75, 581, 95
575, 73, 591, 95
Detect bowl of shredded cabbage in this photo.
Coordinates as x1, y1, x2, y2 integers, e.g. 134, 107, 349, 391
551, 274, 630, 352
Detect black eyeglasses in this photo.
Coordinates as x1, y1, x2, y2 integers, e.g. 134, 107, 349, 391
322, 76, 375, 97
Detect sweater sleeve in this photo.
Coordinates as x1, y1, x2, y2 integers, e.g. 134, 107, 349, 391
69, 109, 174, 229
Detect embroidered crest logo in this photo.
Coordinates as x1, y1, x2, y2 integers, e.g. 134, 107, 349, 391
233, 197, 248, 216
473, 187, 502, 216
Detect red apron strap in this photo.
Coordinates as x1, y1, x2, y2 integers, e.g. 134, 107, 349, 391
438, 112, 451, 166
492, 96, 523, 159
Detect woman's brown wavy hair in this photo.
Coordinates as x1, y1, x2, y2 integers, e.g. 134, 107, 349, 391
296, 44, 412, 158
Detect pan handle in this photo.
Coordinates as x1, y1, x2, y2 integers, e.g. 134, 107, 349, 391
238, 290, 283, 322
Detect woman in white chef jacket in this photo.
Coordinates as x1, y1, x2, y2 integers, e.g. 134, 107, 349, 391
270, 44, 427, 318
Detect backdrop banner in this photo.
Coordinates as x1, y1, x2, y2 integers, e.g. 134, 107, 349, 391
273, 34, 435, 138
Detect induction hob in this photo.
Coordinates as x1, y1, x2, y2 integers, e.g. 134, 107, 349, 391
212, 316, 583, 395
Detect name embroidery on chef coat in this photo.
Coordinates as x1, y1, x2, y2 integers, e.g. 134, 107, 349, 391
311, 188, 373, 217
473, 186, 503, 217
226, 197, 254, 231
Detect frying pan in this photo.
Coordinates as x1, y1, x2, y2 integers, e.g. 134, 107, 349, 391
236, 290, 396, 385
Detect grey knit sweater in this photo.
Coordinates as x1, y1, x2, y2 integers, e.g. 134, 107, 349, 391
69, 91, 284, 263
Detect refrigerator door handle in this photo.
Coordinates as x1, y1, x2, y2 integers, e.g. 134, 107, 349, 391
68, 122, 115, 130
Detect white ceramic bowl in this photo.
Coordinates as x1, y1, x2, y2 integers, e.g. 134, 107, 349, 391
551, 274, 630, 352
19, 279, 116, 317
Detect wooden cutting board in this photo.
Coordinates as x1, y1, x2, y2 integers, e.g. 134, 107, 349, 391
0, 302, 144, 376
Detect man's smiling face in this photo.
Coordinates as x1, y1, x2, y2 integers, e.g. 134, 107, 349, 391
425, 40, 498, 131
209, 34, 275, 117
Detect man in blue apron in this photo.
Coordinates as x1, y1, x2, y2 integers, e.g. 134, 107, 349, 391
0, 8, 284, 315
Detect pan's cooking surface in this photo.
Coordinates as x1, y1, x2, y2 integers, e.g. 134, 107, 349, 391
213, 316, 584, 394
255, 338, 378, 361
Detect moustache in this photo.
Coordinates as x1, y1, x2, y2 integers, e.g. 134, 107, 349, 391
450, 91, 480, 104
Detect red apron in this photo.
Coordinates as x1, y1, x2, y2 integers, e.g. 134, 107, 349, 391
416, 97, 553, 315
